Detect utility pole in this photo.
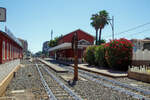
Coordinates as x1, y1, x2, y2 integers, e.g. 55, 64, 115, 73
51, 30, 53, 40
103, 15, 114, 40
107, 16, 114, 40
112, 16, 114, 40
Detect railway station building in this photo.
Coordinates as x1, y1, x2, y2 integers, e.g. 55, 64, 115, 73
0, 30, 23, 64
48, 29, 94, 62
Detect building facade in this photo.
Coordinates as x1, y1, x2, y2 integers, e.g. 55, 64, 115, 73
0, 30, 23, 64
131, 39, 150, 52
42, 41, 50, 53
48, 29, 94, 62
18, 38, 28, 53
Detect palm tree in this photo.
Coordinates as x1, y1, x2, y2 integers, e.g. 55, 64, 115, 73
90, 14, 99, 45
98, 10, 109, 44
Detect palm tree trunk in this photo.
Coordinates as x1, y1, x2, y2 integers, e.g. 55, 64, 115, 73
99, 28, 102, 45
95, 29, 98, 45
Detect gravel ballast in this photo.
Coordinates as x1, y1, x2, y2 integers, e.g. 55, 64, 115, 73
4, 59, 150, 100
40, 61, 139, 100
5, 60, 47, 100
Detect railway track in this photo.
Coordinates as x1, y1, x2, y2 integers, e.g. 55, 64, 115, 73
35, 61, 83, 100
49, 60, 150, 100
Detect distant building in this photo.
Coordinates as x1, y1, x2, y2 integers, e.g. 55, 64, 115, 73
131, 39, 150, 51
48, 29, 94, 62
18, 38, 28, 53
42, 41, 50, 54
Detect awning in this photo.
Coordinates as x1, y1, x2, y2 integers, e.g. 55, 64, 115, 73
48, 43, 71, 52
48, 43, 90, 52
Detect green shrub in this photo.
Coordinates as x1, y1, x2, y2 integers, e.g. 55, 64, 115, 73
97, 39, 106, 45
105, 38, 133, 71
84, 45, 97, 65
95, 45, 108, 67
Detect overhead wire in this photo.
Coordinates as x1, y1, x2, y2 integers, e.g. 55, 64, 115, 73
116, 22, 150, 35
104, 22, 150, 38
120, 28, 150, 37
126, 29, 150, 39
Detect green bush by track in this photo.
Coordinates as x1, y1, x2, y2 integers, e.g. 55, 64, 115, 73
84, 45, 97, 65
95, 45, 108, 67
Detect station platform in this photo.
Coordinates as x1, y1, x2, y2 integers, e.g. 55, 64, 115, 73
75, 64, 127, 78
0, 59, 21, 96
51, 59, 127, 78
38, 58, 68, 73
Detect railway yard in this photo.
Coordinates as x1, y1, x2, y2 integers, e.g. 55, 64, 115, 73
1, 1, 150, 100
1, 58, 150, 100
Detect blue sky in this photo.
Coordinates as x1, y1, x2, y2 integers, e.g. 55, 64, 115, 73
0, 0, 150, 53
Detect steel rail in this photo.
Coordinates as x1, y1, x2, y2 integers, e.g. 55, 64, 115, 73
60, 62, 150, 96
78, 72, 150, 100
42, 65, 83, 100
35, 64, 57, 100
64, 67, 150, 100
79, 69, 150, 95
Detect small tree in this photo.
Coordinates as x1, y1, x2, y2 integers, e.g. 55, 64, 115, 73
49, 37, 59, 47
49, 35, 63, 47
97, 39, 106, 45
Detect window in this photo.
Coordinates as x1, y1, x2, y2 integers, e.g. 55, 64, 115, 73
12, 46, 13, 58
15, 47, 16, 58
10, 44, 11, 59
143, 43, 150, 50
11, 45, 13, 58
14, 47, 15, 58
2, 41, 5, 60
7, 43, 9, 59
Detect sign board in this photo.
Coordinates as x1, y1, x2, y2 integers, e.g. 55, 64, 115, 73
0, 7, 6, 22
